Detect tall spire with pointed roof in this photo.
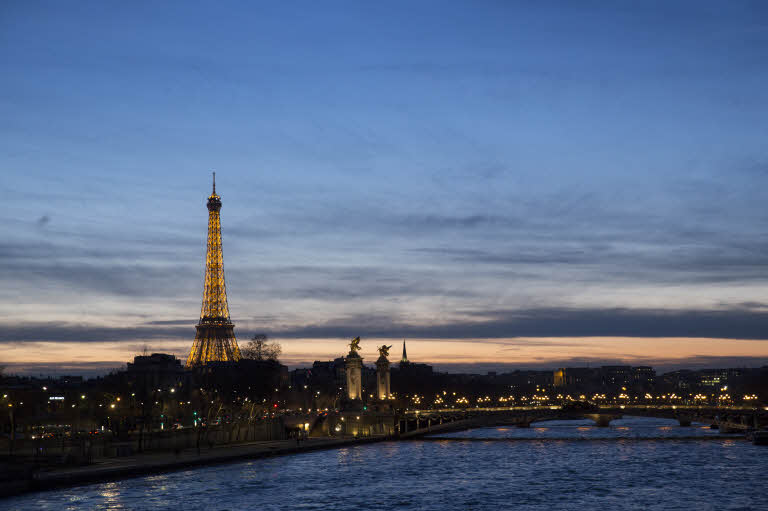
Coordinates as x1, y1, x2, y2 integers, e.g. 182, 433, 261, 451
186, 173, 241, 367
400, 339, 409, 364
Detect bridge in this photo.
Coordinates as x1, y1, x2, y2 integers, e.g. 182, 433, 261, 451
397, 406, 767, 438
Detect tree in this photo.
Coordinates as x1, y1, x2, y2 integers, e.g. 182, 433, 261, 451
242, 334, 281, 361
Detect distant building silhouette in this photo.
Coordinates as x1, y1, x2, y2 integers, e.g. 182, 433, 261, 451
126, 353, 184, 389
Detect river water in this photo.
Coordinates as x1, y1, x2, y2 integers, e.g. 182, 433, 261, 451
5, 417, 766, 510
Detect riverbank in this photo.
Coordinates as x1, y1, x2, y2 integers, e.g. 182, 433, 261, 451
2, 435, 391, 499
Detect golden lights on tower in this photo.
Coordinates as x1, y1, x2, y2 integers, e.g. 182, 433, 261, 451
186, 172, 242, 367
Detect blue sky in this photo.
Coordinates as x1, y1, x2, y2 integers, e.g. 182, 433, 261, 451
2, 1, 768, 374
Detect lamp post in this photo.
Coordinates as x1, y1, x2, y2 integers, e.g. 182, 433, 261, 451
8, 405, 15, 457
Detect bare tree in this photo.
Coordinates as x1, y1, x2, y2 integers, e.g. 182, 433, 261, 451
242, 334, 281, 361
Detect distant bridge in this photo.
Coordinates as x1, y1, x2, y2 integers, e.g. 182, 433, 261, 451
398, 406, 766, 438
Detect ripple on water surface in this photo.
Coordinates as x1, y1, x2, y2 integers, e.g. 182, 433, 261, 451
4, 417, 765, 511
430, 416, 741, 440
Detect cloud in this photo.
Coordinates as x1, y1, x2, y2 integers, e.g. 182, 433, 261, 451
143, 319, 197, 326
5, 174, 768, 316
0, 322, 191, 343
0, 238, 201, 298
4, 306, 768, 345
261, 306, 768, 340
228, 265, 482, 301
5, 261, 199, 297
409, 235, 768, 285
398, 214, 519, 231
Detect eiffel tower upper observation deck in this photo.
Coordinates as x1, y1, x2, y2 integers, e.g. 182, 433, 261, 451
186, 173, 242, 367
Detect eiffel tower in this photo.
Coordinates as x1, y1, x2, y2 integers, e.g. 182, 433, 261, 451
186, 173, 242, 367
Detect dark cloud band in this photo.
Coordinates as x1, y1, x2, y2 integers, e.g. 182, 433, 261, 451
3, 306, 768, 343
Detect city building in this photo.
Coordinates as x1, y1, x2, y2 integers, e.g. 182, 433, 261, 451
125, 353, 185, 390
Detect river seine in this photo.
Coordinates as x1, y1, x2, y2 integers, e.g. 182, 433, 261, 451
5, 417, 766, 510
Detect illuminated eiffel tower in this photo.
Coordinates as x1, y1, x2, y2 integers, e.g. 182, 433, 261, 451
186, 173, 242, 367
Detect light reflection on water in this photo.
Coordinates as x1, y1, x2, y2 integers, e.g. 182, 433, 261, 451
433, 416, 740, 440
5, 417, 765, 511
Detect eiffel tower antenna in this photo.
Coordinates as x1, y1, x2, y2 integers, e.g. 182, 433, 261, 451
186, 175, 241, 367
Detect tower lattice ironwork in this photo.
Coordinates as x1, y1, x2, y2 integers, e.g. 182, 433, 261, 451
186, 173, 242, 367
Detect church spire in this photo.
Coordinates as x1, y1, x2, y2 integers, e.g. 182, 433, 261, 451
400, 339, 409, 364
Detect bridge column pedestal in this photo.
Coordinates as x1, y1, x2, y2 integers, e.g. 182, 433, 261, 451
586, 414, 618, 427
